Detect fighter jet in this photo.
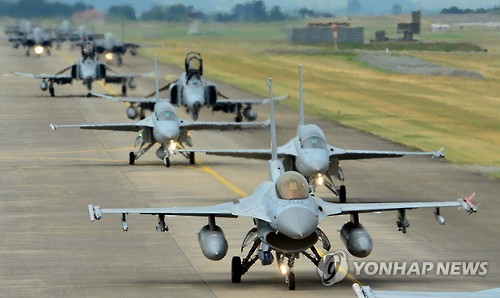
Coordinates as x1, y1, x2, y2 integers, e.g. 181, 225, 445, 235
49, 55, 270, 167
140, 51, 285, 121
13, 42, 147, 97
10, 26, 54, 56
87, 78, 477, 290
181, 65, 445, 202
94, 32, 139, 66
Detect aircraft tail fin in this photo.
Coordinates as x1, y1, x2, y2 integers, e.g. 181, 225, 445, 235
267, 77, 284, 182
154, 54, 160, 102
298, 64, 304, 127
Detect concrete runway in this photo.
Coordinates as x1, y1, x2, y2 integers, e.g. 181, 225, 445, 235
0, 40, 499, 297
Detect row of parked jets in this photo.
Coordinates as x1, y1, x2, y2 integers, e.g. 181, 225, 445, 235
9, 29, 483, 293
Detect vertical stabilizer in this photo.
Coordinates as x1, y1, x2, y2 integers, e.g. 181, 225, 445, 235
268, 78, 277, 161
267, 77, 284, 182
298, 64, 304, 127
154, 54, 160, 101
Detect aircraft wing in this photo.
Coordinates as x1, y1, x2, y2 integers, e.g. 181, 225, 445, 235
88, 193, 273, 224
106, 72, 154, 80
179, 119, 270, 131
318, 194, 477, 218
91, 92, 160, 104
50, 118, 153, 132
329, 146, 445, 160
13, 72, 72, 81
216, 95, 287, 105
179, 139, 297, 160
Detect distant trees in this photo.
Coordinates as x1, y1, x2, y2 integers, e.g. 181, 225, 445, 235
141, 1, 316, 23
298, 7, 334, 18
107, 4, 136, 21
0, 0, 92, 18
440, 6, 500, 14
141, 4, 204, 22
212, 1, 288, 23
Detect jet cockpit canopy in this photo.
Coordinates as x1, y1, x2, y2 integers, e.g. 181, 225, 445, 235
275, 171, 309, 200
298, 124, 327, 149
185, 51, 203, 77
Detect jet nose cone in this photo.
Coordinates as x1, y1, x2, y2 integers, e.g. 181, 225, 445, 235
277, 207, 318, 239
302, 158, 329, 176
154, 125, 179, 143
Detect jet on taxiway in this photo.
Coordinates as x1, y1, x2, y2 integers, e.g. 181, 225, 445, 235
87, 77, 477, 290
180, 65, 444, 202
50, 55, 270, 167
14, 41, 148, 97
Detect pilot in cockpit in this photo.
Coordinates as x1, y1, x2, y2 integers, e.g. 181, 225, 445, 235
81, 41, 95, 60
276, 171, 309, 200
185, 52, 203, 82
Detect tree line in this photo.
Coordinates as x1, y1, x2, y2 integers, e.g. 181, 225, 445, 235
0, 0, 92, 18
440, 6, 500, 14
0, 0, 335, 22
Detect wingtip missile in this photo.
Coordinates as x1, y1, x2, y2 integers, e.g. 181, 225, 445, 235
88, 204, 102, 221
433, 147, 445, 158
458, 193, 478, 214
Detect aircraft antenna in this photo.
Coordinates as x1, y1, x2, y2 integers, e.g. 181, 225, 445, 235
268, 77, 278, 161
154, 54, 160, 101
298, 64, 304, 127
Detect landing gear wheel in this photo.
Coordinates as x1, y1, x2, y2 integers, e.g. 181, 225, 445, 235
189, 152, 195, 165
231, 256, 242, 283
287, 272, 295, 290
49, 87, 55, 97
118, 56, 123, 66
235, 115, 242, 123
86, 93, 92, 98
121, 85, 127, 96
164, 157, 170, 168
339, 185, 347, 203
129, 152, 135, 165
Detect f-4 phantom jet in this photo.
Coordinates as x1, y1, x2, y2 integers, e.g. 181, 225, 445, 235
14, 42, 147, 97
137, 52, 286, 121
87, 78, 477, 290
181, 65, 444, 202
50, 55, 269, 167
94, 32, 139, 66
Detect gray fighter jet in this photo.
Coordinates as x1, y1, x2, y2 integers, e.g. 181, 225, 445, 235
50, 55, 269, 167
94, 32, 139, 66
181, 65, 444, 202
140, 52, 286, 121
87, 78, 477, 290
14, 42, 147, 97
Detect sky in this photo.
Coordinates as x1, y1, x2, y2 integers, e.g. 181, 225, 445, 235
58, 0, 500, 15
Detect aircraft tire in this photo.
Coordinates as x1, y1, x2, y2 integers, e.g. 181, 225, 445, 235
287, 272, 295, 290
164, 157, 170, 168
189, 152, 195, 165
129, 152, 135, 165
49, 87, 55, 97
339, 185, 346, 203
231, 256, 242, 283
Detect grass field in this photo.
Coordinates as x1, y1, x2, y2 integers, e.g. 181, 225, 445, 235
84, 16, 500, 174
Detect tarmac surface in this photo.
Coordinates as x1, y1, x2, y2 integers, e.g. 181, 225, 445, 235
1, 39, 499, 297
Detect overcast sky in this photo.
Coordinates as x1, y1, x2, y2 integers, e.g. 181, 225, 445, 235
59, 0, 500, 14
